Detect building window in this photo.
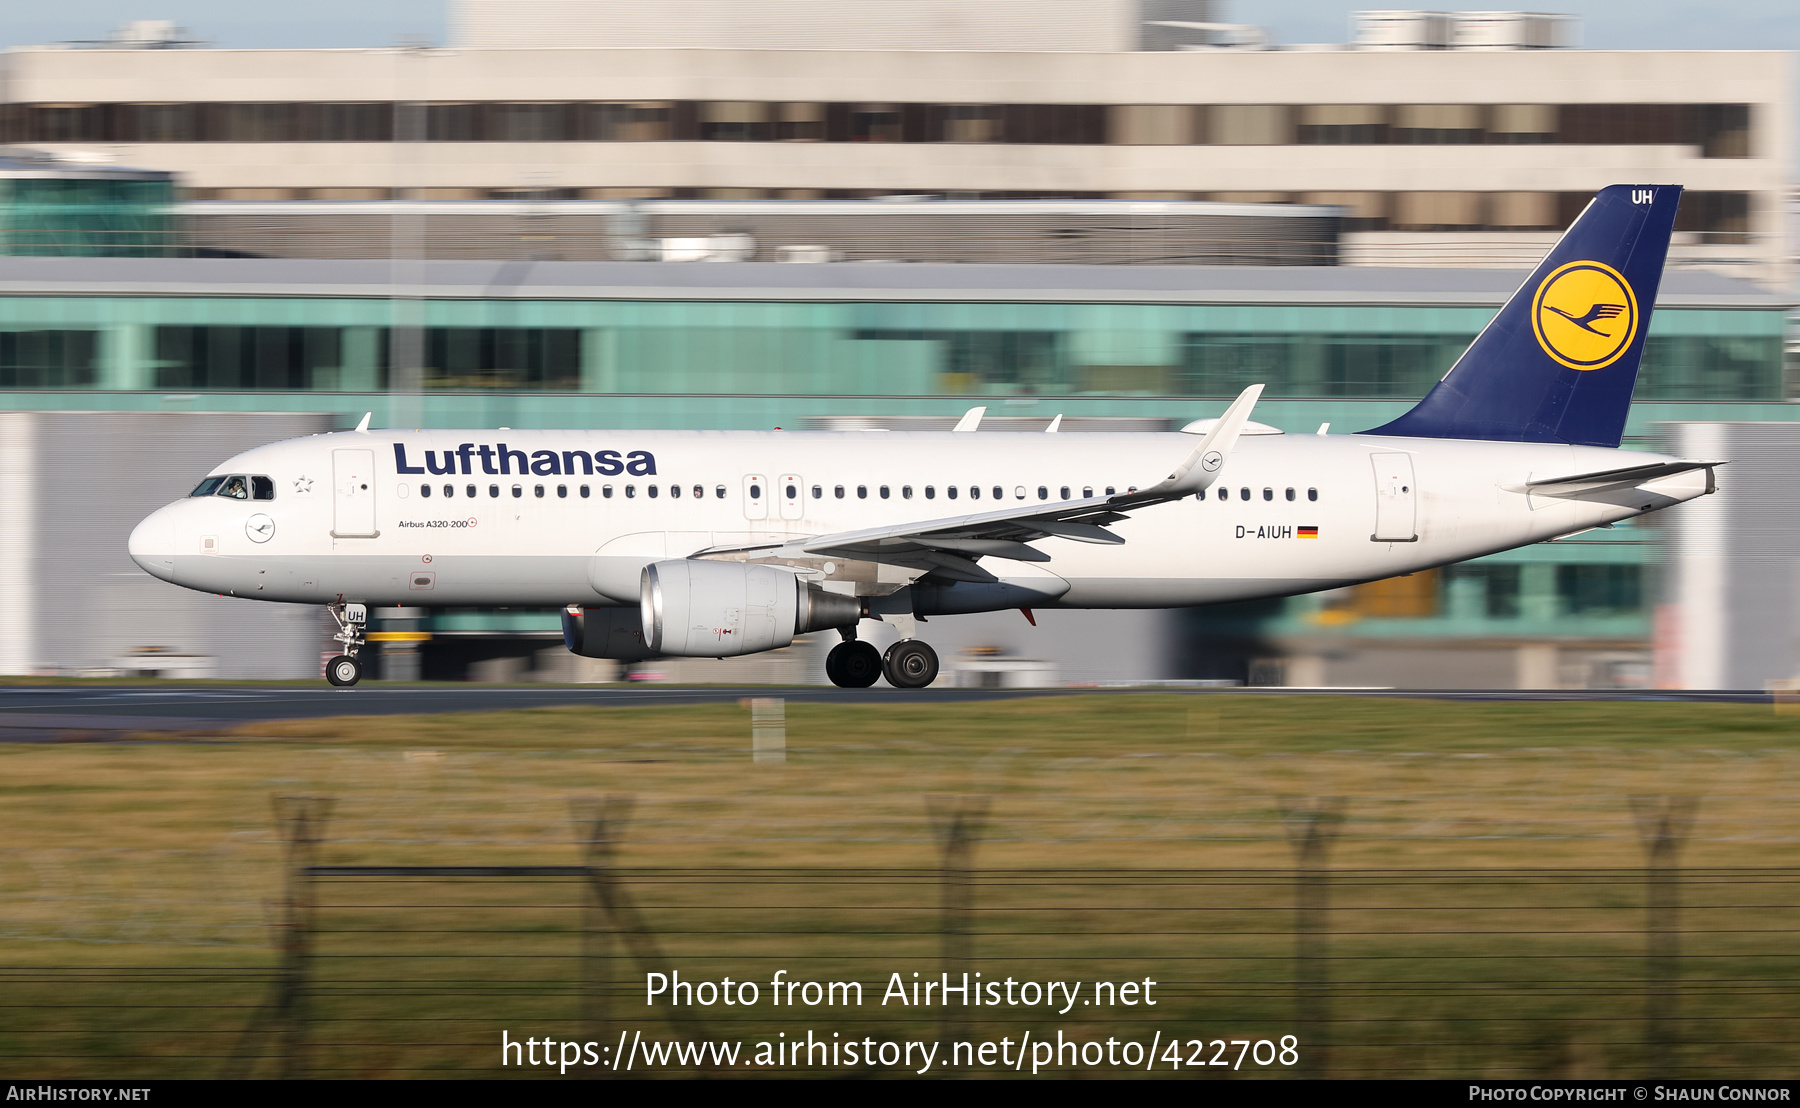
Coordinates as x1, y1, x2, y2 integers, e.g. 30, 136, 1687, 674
1557, 564, 1642, 617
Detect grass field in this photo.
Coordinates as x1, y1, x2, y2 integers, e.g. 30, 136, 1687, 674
3, 693, 1799, 1079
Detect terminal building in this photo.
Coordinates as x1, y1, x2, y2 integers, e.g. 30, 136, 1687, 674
0, 1, 1792, 686
0, 4, 1788, 282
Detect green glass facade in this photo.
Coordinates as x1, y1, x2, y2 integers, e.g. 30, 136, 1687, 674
0, 296, 1785, 401
0, 176, 177, 257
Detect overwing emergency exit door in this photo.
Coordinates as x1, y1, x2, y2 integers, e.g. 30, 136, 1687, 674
333, 448, 378, 537
1370, 452, 1417, 542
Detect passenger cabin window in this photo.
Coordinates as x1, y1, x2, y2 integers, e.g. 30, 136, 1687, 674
1083, 486, 1093, 497
1038, 486, 1048, 500
880, 486, 890, 499
902, 485, 913, 499
648, 485, 658, 498
252, 476, 275, 500
813, 485, 823, 499
420, 484, 432, 497
693, 485, 702, 498
947, 486, 957, 499
924, 486, 935, 499
715, 485, 726, 498
993, 486, 1003, 500
580, 485, 590, 498
970, 486, 980, 499
670, 484, 680, 498
1263, 488, 1273, 501
859, 485, 868, 499
534, 484, 545, 498
513, 485, 523, 498
603, 485, 613, 498
557, 484, 568, 498
1285, 487, 1295, 501
466, 484, 476, 498
1060, 486, 1070, 499
1216, 487, 1227, 501
1240, 487, 1250, 501
489, 484, 500, 497
1105, 486, 1115, 496
625, 485, 636, 498
444, 484, 455, 498
1308, 488, 1318, 501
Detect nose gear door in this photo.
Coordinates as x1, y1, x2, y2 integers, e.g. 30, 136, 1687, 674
333, 448, 378, 537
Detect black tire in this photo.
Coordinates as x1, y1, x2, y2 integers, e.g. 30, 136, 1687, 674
831, 641, 882, 688
882, 640, 939, 689
325, 654, 362, 687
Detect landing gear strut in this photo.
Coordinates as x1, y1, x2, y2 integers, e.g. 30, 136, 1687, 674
826, 640, 882, 688
882, 640, 939, 689
325, 602, 367, 687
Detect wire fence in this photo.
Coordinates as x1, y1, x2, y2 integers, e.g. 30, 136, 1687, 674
4, 791, 1799, 1079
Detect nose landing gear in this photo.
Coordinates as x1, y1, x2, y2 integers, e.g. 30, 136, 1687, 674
325, 602, 368, 687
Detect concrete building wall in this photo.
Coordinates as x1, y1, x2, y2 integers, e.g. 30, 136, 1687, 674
454, 0, 1158, 52
1661, 422, 1800, 691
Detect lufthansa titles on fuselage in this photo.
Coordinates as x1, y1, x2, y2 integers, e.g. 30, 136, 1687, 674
393, 442, 657, 478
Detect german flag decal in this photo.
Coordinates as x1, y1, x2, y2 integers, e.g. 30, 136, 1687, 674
1298, 526, 1319, 539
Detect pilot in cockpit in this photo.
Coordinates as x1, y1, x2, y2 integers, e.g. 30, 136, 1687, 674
221, 476, 249, 499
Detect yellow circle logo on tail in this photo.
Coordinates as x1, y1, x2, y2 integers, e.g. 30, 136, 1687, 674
1531, 261, 1639, 371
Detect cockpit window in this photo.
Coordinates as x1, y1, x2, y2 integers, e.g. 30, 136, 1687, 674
192, 474, 274, 500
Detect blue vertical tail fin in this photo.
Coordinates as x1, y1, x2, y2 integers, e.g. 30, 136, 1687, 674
1366, 184, 1681, 448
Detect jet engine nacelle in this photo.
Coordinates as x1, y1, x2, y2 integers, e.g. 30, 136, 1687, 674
641, 559, 861, 658
561, 605, 659, 662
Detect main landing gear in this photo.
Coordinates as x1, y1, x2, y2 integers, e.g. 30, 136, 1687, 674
325, 602, 368, 687
825, 633, 940, 689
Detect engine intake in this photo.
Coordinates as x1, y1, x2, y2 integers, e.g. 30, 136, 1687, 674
642, 559, 861, 658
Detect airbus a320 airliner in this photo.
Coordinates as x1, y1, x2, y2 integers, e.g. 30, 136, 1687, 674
129, 185, 1715, 689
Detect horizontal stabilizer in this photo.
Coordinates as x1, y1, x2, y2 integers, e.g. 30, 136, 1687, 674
1509, 459, 1723, 502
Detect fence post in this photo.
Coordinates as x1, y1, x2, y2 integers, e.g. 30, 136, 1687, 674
573, 796, 633, 1076
1632, 796, 1698, 1078
1282, 798, 1345, 1080
928, 796, 989, 1052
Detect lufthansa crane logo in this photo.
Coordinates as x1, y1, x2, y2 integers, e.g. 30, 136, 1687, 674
1531, 260, 1639, 371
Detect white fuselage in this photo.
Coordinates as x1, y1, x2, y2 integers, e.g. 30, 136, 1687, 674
128, 427, 1707, 613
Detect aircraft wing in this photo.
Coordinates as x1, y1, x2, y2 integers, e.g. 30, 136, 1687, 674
696, 385, 1264, 582
1512, 458, 1723, 501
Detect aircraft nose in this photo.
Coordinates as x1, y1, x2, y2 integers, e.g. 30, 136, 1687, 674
128, 507, 178, 581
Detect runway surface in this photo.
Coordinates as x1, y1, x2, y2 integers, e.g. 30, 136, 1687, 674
0, 683, 1773, 740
